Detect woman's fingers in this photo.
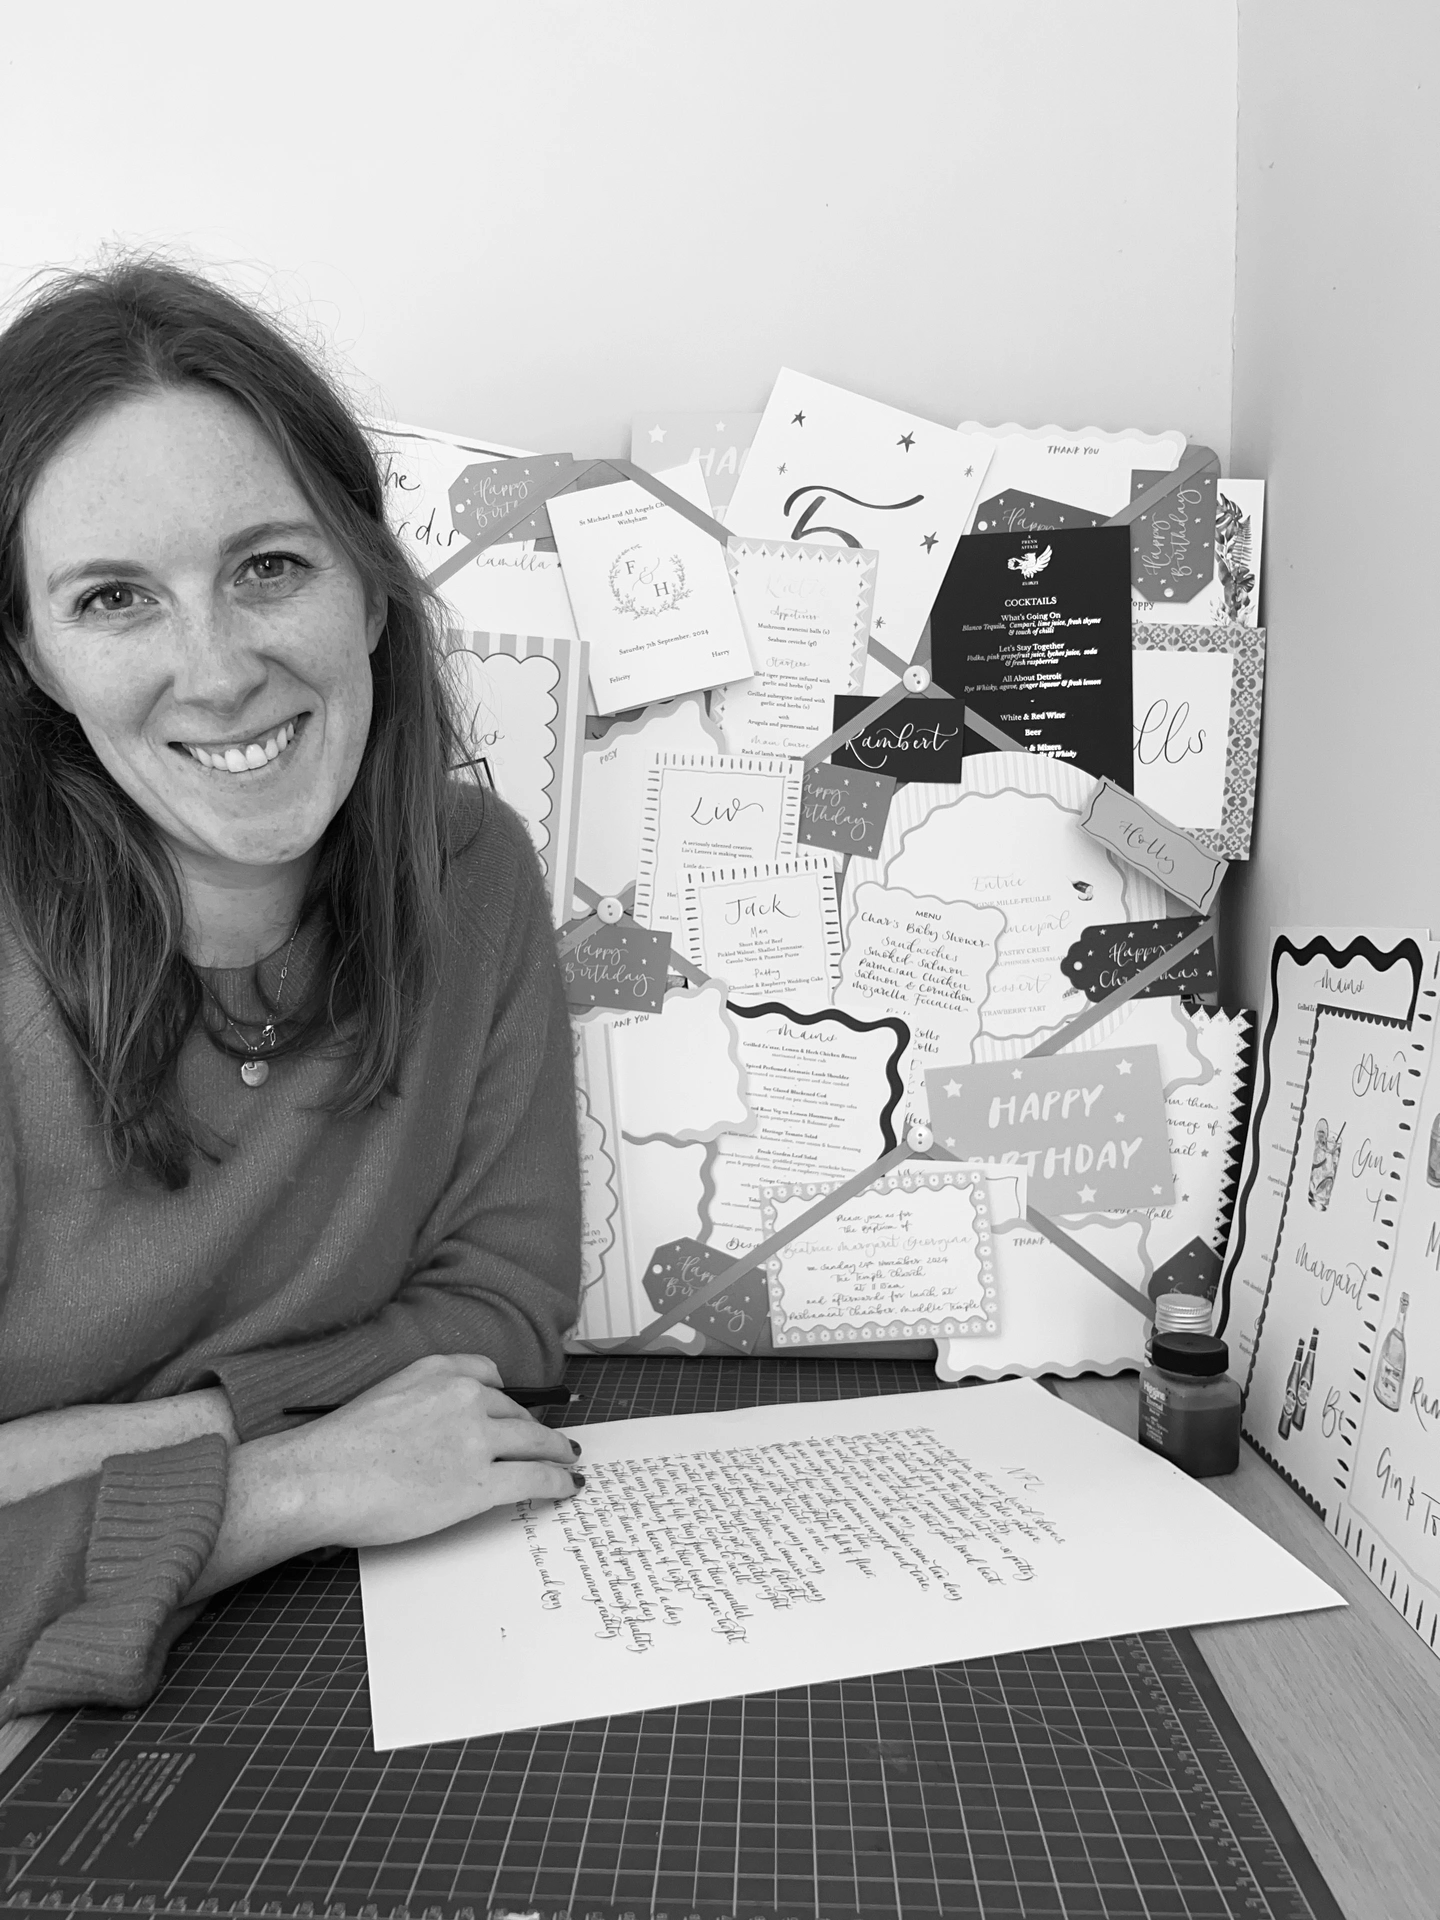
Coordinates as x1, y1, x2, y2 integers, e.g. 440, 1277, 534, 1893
484, 1414, 582, 1465
483, 1459, 584, 1510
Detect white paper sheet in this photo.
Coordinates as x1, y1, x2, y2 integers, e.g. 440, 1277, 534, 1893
633, 753, 803, 939
361, 1380, 1342, 1751
681, 855, 841, 1012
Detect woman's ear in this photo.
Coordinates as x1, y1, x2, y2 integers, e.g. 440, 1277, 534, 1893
365, 596, 386, 657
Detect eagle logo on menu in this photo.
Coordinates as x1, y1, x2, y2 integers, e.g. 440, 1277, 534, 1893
1007, 543, 1053, 580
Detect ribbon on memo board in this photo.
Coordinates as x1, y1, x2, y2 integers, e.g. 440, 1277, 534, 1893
632, 911, 1214, 1350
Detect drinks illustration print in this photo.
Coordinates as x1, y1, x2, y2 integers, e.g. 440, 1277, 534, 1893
1278, 1336, 1305, 1441
1373, 1292, 1410, 1411
1292, 1329, 1318, 1433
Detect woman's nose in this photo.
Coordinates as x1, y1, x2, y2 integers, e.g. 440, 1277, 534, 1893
168, 602, 269, 714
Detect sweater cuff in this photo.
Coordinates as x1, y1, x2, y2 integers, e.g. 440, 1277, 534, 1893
212, 1322, 431, 1441
1, 1436, 229, 1719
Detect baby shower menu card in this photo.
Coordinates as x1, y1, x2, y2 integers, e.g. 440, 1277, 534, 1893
547, 480, 753, 712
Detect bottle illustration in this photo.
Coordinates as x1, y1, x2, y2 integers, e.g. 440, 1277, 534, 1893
1278, 1336, 1305, 1440
1428, 1113, 1440, 1188
1292, 1328, 1319, 1432
1373, 1293, 1410, 1411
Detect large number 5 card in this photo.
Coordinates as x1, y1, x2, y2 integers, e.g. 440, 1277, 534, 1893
725, 369, 995, 667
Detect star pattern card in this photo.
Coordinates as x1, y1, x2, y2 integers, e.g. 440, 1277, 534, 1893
724, 369, 995, 664
925, 1047, 1175, 1215
630, 413, 763, 522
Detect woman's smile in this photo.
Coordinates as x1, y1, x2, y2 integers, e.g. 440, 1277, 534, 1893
173, 711, 308, 775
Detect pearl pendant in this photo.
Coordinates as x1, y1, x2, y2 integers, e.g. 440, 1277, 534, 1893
240, 1058, 270, 1088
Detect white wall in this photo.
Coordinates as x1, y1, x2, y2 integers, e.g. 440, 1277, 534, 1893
1, 1, 1237, 460
1227, 0, 1440, 1006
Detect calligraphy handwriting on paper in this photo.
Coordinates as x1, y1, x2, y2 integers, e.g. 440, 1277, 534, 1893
1079, 779, 1227, 914
831, 696, 965, 782
1062, 918, 1216, 1002
798, 764, 896, 859
562, 924, 672, 1014
1130, 464, 1220, 607
532, 1428, 1065, 1656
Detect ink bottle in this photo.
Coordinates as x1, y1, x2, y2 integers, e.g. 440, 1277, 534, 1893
1138, 1331, 1241, 1478
1142, 1290, 1212, 1365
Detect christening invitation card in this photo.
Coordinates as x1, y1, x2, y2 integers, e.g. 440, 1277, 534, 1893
547, 480, 753, 712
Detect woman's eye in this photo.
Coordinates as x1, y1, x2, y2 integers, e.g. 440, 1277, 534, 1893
77, 582, 145, 618
240, 551, 308, 588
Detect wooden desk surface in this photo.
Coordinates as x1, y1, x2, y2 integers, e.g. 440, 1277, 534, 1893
1052, 1372, 1440, 1920
4, 1373, 1438, 1918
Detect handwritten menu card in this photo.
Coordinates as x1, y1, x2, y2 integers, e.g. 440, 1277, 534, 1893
547, 481, 753, 712
681, 855, 841, 1013
713, 540, 873, 758
930, 525, 1134, 788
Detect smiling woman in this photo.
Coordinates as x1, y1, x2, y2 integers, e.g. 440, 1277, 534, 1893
0, 261, 584, 1719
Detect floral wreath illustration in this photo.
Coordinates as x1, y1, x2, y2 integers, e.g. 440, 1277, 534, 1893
609, 544, 688, 617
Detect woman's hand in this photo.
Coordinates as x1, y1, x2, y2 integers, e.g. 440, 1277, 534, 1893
188, 1355, 582, 1601
0, 1388, 239, 1506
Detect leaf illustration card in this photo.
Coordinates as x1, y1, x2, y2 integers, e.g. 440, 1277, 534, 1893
443, 632, 586, 923
712, 540, 874, 758
546, 480, 753, 713
725, 369, 995, 664
633, 752, 803, 938
830, 695, 965, 782
681, 854, 841, 1014
630, 413, 762, 522
1241, 1004, 1425, 1517
762, 1165, 997, 1346
930, 525, 1135, 789
926, 1047, 1174, 1215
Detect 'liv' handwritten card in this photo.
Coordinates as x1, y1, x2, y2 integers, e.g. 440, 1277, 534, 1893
633, 753, 803, 938
547, 480, 753, 712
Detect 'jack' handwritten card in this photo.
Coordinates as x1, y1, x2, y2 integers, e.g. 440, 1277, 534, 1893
925, 1047, 1175, 1214
681, 855, 841, 1014
547, 481, 753, 712
761, 1164, 996, 1345
725, 369, 994, 662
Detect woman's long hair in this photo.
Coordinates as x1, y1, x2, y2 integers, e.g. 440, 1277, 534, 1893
0, 258, 465, 1188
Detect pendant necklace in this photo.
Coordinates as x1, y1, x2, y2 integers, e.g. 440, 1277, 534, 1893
224, 922, 301, 1089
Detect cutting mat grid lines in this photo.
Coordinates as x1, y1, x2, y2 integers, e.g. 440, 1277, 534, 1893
1, 1357, 1341, 1920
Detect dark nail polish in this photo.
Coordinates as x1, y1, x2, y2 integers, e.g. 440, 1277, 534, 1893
568, 1437, 583, 1458
569, 1470, 586, 1489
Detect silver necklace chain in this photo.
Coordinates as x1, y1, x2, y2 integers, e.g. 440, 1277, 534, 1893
221, 922, 301, 1089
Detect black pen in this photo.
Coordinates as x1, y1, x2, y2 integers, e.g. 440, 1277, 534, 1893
281, 1385, 580, 1416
